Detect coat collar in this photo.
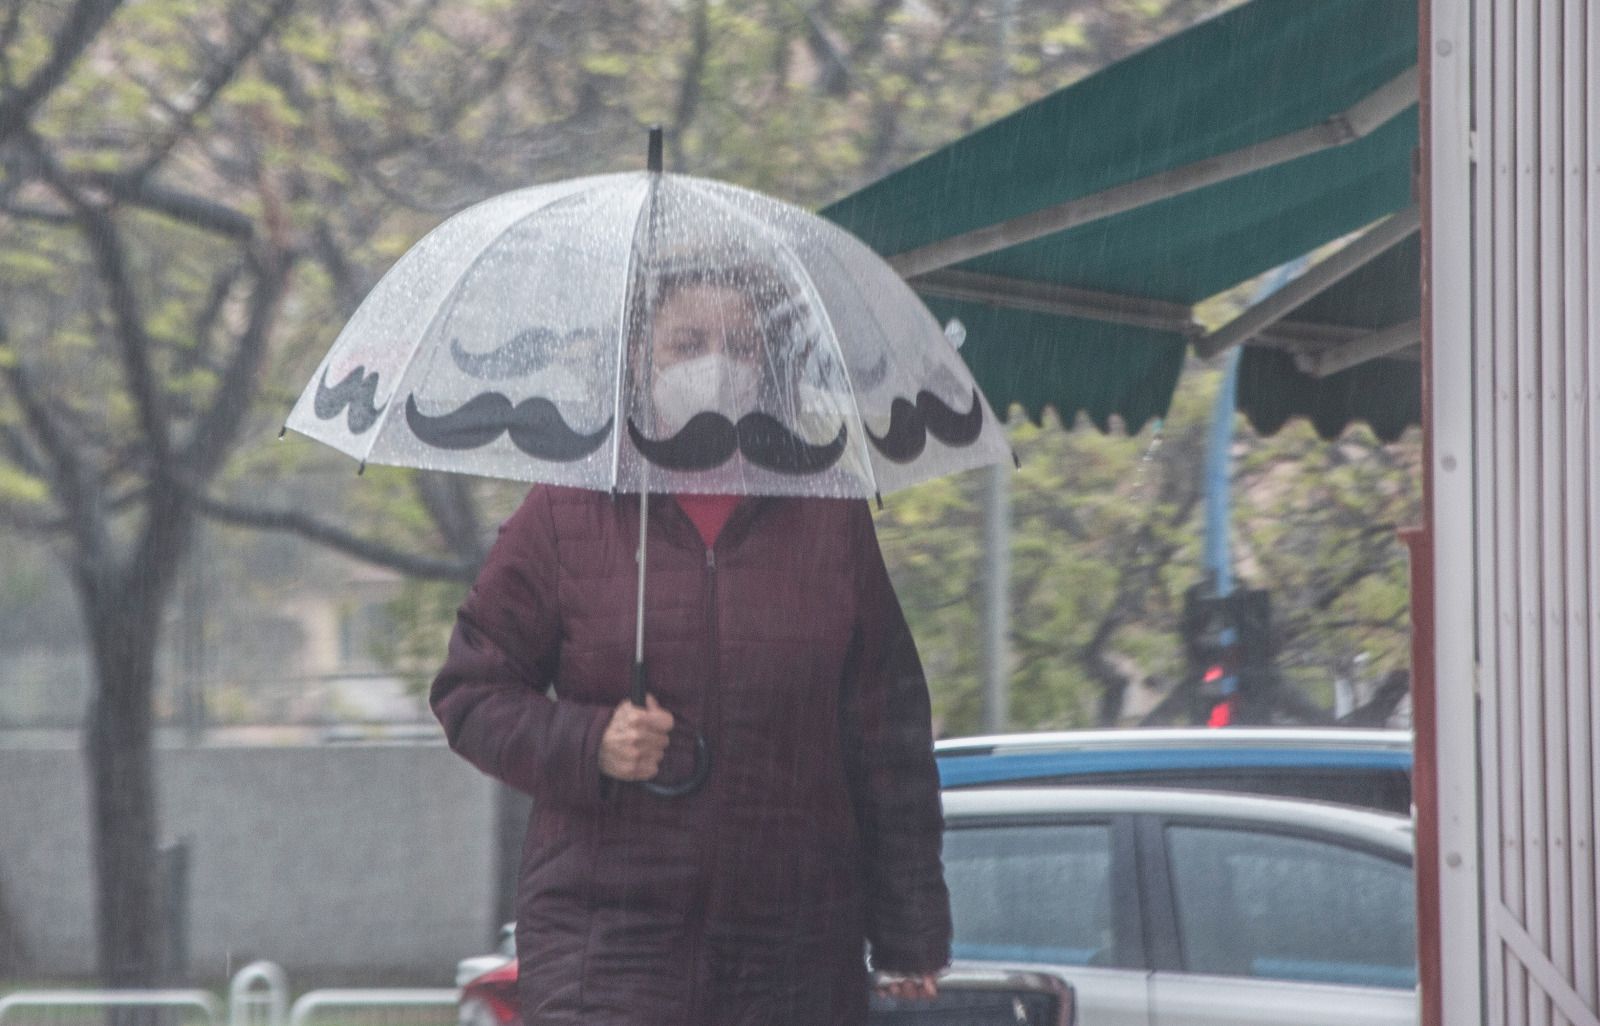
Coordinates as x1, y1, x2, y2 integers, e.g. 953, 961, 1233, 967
626, 492, 776, 554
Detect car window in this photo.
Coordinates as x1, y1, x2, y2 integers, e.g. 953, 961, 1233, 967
1163, 825, 1417, 988
942, 822, 1116, 967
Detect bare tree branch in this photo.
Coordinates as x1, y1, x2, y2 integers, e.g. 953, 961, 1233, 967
0, 198, 72, 224
178, 247, 293, 479
1337, 670, 1409, 726
190, 489, 477, 582
1137, 675, 1192, 726
669, 0, 711, 167
27, 141, 174, 466
182, 262, 245, 376
1309, 562, 1381, 611
80, 171, 255, 239
1269, 684, 1335, 725
0, 1, 26, 87
803, 2, 851, 97
311, 219, 371, 315
415, 472, 488, 565
863, 0, 979, 176
0, 501, 61, 532
0, 0, 124, 145
127, 0, 300, 180
1, 352, 111, 563
844, 0, 902, 68
0, 421, 48, 479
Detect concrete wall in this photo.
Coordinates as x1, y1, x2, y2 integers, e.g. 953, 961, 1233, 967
0, 743, 500, 982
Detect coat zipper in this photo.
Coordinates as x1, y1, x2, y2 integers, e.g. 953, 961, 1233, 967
688, 543, 719, 1021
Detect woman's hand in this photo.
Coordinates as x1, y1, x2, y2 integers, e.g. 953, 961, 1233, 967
599, 694, 674, 781
874, 972, 939, 1002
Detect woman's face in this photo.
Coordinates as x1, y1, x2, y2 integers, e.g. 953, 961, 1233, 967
650, 282, 763, 373
644, 282, 768, 433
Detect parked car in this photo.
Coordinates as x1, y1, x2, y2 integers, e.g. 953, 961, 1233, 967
935, 727, 1413, 813
942, 786, 1417, 1026
456, 928, 1075, 1025
457, 783, 1412, 1026
455, 921, 516, 1026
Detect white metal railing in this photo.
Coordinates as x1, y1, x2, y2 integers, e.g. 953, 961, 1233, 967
0, 972, 455, 1026
227, 963, 287, 1026
0, 990, 220, 1026
285, 991, 458, 1026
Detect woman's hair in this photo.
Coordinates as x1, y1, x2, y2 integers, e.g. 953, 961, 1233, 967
625, 251, 814, 404
645, 256, 792, 329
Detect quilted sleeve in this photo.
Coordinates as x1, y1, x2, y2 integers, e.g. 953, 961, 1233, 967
430, 486, 613, 808
839, 500, 953, 974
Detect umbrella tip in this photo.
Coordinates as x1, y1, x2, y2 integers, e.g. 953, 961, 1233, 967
357, 460, 367, 476
874, 492, 883, 511
647, 125, 663, 174
1011, 449, 1021, 469
277, 425, 286, 439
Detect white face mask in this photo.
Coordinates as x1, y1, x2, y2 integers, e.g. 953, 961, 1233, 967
651, 353, 760, 433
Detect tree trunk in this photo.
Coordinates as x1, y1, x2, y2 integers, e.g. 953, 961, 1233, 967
82, 591, 165, 989
74, 487, 190, 991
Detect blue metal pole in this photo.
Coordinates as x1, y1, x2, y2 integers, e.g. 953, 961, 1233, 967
1202, 257, 1307, 600
1203, 349, 1240, 599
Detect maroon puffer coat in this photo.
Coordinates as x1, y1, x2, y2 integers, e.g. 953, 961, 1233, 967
431, 485, 951, 1026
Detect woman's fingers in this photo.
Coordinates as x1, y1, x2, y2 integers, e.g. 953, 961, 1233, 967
599, 696, 676, 780
875, 973, 938, 1002
642, 693, 675, 732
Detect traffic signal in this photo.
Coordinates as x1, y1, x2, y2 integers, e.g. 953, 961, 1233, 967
1181, 585, 1276, 725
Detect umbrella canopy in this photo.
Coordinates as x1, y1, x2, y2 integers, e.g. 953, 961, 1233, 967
285, 170, 1012, 500
286, 154, 1015, 796
821, 0, 1420, 439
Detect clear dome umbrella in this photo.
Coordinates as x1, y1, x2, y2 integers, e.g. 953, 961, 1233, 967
285, 129, 1014, 794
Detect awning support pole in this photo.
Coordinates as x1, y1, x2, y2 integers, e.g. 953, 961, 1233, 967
913, 269, 1199, 335
888, 67, 1419, 279
912, 267, 1370, 353
1296, 317, 1423, 377
1194, 205, 1421, 359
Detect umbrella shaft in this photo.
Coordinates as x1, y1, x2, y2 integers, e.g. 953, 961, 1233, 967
633, 487, 649, 706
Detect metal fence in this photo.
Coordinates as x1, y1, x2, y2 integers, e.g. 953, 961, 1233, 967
0, 966, 456, 1026
0, 990, 220, 1026
286, 991, 457, 1026
227, 964, 286, 1026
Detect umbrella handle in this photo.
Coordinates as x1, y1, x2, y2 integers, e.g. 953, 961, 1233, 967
631, 661, 713, 798
645, 734, 711, 798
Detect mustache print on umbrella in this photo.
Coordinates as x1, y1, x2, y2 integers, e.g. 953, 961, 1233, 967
865, 387, 984, 463
314, 365, 386, 434
450, 327, 607, 379
450, 328, 555, 379
627, 412, 849, 475
406, 393, 613, 462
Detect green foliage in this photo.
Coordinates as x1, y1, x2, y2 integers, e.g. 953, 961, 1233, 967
877, 364, 1418, 735
3, 0, 1415, 738
370, 578, 465, 697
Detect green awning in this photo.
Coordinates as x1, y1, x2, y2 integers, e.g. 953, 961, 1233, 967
1240, 237, 1422, 442
822, 0, 1420, 438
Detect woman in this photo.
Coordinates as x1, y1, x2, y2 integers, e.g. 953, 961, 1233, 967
430, 265, 950, 1026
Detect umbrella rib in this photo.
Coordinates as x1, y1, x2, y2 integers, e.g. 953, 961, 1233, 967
696, 182, 884, 502
355, 180, 631, 470
609, 177, 656, 493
